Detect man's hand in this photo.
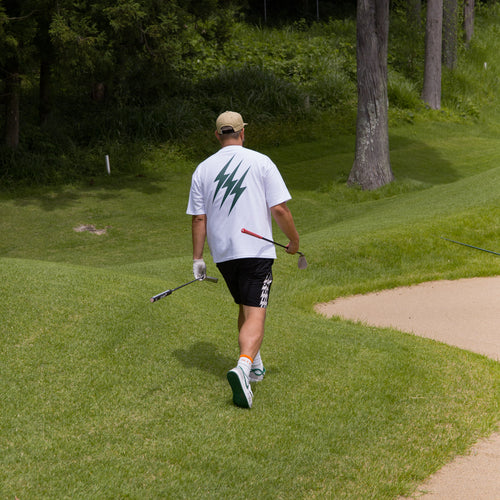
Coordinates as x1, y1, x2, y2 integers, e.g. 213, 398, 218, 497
286, 240, 300, 254
193, 259, 206, 279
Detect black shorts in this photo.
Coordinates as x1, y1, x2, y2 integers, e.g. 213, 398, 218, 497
216, 258, 274, 308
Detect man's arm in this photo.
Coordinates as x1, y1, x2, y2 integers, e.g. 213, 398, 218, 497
270, 202, 299, 254
192, 214, 207, 259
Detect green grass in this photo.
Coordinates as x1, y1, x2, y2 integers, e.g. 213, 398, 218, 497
2, 7, 500, 496
1, 111, 500, 498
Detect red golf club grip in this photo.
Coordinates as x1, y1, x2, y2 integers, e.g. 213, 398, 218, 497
241, 228, 263, 239
241, 228, 288, 250
242, 228, 306, 266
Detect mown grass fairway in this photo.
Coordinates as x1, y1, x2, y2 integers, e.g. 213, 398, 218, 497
1, 111, 500, 498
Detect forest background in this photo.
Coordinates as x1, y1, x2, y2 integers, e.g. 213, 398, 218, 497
0, 0, 498, 184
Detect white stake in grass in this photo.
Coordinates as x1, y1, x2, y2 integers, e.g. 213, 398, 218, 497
105, 155, 111, 175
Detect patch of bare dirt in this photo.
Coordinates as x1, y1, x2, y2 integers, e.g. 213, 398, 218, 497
73, 224, 110, 235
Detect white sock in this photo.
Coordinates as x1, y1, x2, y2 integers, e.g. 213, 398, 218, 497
252, 350, 264, 370
237, 355, 252, 378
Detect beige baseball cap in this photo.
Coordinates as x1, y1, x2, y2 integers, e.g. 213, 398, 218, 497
216, 111, 247, 134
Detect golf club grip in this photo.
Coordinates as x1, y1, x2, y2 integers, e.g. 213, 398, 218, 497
150, 289, 173, 302
241, 228, 263, 239
241, 228, 288, 250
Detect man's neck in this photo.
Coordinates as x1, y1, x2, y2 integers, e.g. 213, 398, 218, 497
221, 139, 243, 147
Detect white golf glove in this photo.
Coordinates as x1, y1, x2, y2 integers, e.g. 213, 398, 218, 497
193, 259, 206, 279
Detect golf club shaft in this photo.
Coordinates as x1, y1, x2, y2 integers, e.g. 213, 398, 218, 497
441, 237, 500, 256
242, 228, 287, 249
150, 276, 219, 303
241, 228, 304, 256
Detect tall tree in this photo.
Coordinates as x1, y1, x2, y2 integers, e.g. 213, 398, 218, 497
0, 1, 37, 149
35, 1, 55, 125
348, 0, 394, 190
0, 0, 236, 149
443, 0, 458, 69
4, 68, 21, 149
464, 0, 475, 46
421, 0, 443, 109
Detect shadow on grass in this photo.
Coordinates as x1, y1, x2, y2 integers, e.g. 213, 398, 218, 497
173, 341, 234, 379
3, 129, 463, 213
4, 174, 166, 212
275, 132, 459, 192
389, 133, 461, 185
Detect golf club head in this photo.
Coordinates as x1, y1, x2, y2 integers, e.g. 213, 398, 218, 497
203, 276, 218, 283
297, 254, 308, 269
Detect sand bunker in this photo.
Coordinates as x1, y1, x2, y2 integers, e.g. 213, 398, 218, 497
315, 276, 500, 499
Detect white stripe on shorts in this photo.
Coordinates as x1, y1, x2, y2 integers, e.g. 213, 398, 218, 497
259, 272, 273, 308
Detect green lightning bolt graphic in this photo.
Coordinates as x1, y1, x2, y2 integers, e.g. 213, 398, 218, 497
212, 157, 250, 214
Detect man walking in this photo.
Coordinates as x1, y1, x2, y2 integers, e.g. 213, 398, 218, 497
186, 111, 300, 409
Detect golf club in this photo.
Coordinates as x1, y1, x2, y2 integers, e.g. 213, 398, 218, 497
441, 237, 500, 256
241, 228, 308, 269
150, 276, 218, 303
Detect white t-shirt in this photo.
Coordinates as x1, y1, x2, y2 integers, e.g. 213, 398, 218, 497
187, 145, 291, 263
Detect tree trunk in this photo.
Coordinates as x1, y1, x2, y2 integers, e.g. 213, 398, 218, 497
348, 0, 394, 190
464, 0, 475, 46
421, 0, 443, 109
37, 13, 54, 126
39, 57, 51, 125
4, 70, 21, 149
443, 0, 458, 69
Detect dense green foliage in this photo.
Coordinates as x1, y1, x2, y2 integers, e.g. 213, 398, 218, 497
2, 3, 499, 184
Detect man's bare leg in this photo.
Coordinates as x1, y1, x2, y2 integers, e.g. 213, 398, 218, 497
227, 305, 267, 408
238, 304, 266, 360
